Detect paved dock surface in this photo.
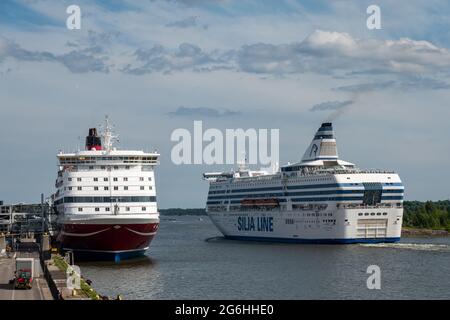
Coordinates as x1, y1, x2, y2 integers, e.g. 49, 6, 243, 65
0, 253, 53, 300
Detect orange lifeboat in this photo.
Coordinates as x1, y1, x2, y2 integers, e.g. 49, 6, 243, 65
241, 198, 280, 207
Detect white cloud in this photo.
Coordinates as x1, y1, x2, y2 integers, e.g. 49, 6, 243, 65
238, 30, 450, 78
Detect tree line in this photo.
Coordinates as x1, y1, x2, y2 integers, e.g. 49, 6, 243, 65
403, 200, 450, 230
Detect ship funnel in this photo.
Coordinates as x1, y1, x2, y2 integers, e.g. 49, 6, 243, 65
301, 122, 338, 162
85, 128, 102, 151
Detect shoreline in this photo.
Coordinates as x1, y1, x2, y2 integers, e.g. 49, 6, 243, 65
401, 227, 449, 237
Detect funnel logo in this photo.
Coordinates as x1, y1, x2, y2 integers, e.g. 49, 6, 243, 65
310, 144, 319, 157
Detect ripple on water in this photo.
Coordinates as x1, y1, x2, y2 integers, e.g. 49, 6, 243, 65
360, 242, 450, 252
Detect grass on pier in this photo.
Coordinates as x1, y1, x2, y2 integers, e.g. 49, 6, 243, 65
52, 255, 100, 300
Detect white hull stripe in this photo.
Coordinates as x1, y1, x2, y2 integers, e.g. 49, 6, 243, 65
61, 228, 110, 237
124, 228, 157, 236
62, 247, 150, 254
61, 228, 156, 237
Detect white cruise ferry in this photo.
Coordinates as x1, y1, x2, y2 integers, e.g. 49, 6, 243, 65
53, 117, 160, 261
203, 123, 404, 243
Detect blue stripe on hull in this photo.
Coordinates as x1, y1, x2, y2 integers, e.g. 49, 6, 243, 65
224, 235, 401, 244
67, 249, 147, 262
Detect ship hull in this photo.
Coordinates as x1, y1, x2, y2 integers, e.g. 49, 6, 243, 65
208, 206, 403, 244
224, 235, 400, 244
56, 215, 159, 261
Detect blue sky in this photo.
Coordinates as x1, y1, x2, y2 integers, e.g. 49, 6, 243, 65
1, 0, 450, 207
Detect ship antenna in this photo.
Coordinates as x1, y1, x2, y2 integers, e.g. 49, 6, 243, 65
101, 115, 119, 152
237, 151, 248, 171
77, 136, 81, 152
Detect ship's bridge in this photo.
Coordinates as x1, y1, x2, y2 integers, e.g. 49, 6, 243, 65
281, 159, 355, 172
57, 150, 160, 166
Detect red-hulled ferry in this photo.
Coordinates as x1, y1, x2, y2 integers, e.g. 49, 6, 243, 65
53, 117, 160, 261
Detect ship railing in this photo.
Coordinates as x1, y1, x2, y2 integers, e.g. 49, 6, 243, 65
228, 174, 281, 183
283, 168, 395, 178
336, 203, 402, 209
59, 160, 159, 166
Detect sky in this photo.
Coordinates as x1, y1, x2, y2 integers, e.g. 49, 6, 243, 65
0, 0, 449, 208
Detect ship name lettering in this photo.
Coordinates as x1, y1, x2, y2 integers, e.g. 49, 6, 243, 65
238, 217, 273, 232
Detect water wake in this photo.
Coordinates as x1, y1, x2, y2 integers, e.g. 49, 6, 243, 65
360, 243, 450, 252
205, 236, 226, 243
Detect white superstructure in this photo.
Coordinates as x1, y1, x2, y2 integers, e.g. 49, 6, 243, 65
54, 148, 159, 216
203, 123, 404, 243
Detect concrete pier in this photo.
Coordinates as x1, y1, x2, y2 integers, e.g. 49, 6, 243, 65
0, 252, 53, 300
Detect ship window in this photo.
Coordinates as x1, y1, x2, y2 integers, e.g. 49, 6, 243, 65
140, 186, 145, 190
126, 207, 130, 211
125, 166, 130, 170
358, 213, 363, 216
140, 177, 144, 181
377, 212, 381, 216
104, 187, 109, 191
94, 178, 98, 182
105, 207, 110, 212
95, 208, 99, 212
149, 186, 152, 190
364, 213, 369, 216
113, 177, 118, 182
104, 178, 108, 181
114, 166, 119, 170
124, 177, 128, 181
383, 212, 387, 215
370, 212, 375, 216
142, 207, 146, 211
362, 183, 383, 205
124, 186, 129, 190
68, 187, 72, 191
94, 187, 99, 191
68, 178, 72, 181
114, 186, 118, 190
77, 187, 82, 191
89, 166, 94, 170
148, 177, 152, 181
77, 178, 82, 182
78, 208, 82, 212
101, 166, 106, 170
